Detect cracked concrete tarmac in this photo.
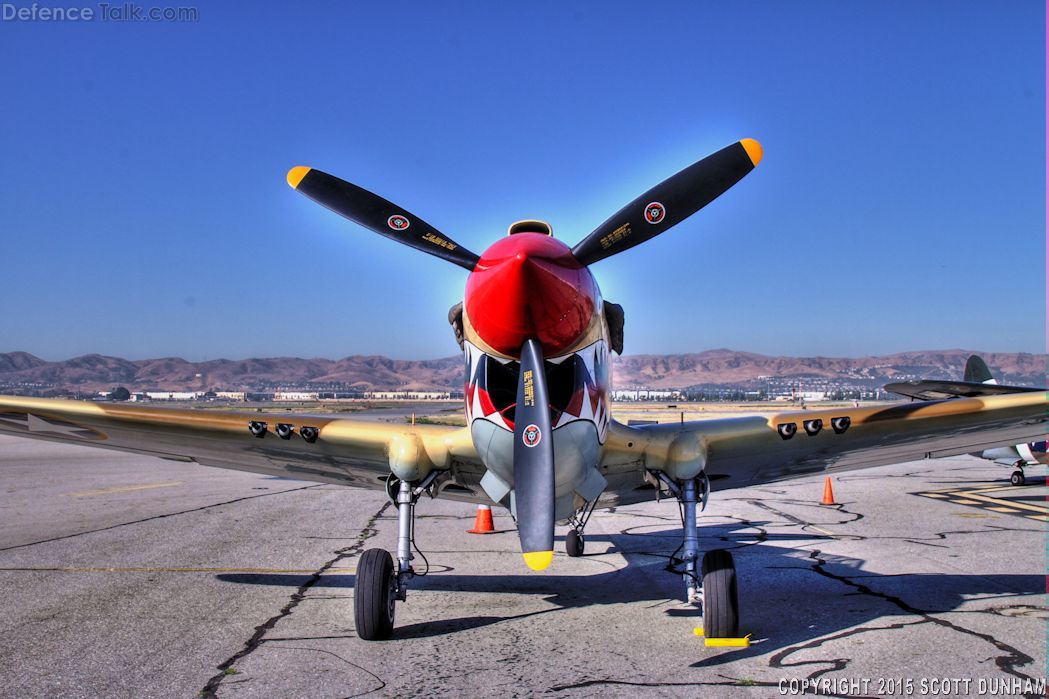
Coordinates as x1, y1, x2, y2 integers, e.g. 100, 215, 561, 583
0, 434, 1045, 698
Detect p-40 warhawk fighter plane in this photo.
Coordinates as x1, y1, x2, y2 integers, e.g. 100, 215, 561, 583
1, 140, 1045, 641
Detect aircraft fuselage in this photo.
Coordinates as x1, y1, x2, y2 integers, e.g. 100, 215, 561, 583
460, 229, 612, 519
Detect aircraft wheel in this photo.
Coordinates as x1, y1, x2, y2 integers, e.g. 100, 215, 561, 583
702, 549, 739, 638
1010, 470, 1026, 487
566, 529, 584, 557
354, 548, 396, 640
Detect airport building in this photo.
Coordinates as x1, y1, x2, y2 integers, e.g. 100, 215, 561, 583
611, 389, 683, 401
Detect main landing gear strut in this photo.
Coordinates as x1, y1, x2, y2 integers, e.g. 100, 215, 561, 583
355, 474, 436, 640
653, 471, 740, 638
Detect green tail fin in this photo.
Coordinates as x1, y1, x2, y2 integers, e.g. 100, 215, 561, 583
963, 355, 994, 383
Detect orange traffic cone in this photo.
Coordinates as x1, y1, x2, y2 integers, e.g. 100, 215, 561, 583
821, 476, 836, 505
467, 504, 496, 534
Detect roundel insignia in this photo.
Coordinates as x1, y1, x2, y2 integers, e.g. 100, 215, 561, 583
388, 215, 410, 231
643, 202, 666, 225
522, 423, 542, 448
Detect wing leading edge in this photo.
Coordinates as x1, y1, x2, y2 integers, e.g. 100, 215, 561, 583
600, 391, 1048, 497
0, 396, 482, 499
5, 391, 1045, 510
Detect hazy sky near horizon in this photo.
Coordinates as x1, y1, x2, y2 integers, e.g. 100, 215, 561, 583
1, 1, 1044, 361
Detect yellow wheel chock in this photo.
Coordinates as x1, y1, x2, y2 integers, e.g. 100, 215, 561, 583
694, 628, 751, 647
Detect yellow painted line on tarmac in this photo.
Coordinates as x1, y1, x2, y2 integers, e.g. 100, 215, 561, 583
964, 484, 1025, 494
0, 565, 356, 574
61, 481, 184, 497
810, 525, 842, 539
916, 482, 1049, 521
952, 492, 1049, 515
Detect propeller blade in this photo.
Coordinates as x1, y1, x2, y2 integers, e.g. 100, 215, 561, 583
286, 166, 481, 270
513, 339, 555, 571
571, 139, 763, 266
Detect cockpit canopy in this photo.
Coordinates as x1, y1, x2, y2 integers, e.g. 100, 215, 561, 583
507, 220, 553, 236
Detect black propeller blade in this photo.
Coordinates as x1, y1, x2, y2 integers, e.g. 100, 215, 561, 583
513, 339, 555, 571
287, 166, 481, 270
571, 139, 763, 266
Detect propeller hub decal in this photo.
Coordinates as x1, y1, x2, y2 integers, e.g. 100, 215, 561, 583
387, 215, 410, 230
644, 202, 666, 224
522, 423, 542, 447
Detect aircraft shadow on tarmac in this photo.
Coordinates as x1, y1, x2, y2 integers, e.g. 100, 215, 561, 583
216, 519, 1044, 661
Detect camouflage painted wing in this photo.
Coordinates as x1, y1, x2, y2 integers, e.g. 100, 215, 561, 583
0, 396, 483, 500
598, 392, 1048, 504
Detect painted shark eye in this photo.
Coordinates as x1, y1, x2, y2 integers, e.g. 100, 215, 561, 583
777, 423, 797, 440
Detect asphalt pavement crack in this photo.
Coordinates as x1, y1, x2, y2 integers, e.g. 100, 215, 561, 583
551, 676, 781, 692
801, 548, 1041, 695
199, 501, 392, 698
741, 497, 1043, 697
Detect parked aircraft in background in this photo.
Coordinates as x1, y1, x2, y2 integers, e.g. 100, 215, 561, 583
1, 140, 1045, 641
886, 355, 1047, 485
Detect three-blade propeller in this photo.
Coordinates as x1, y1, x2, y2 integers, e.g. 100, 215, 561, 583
287, 139, 762, 569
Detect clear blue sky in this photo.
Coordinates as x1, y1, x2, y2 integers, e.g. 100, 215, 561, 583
1, 1, 1044, 361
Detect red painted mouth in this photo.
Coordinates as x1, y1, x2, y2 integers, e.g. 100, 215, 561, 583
465, 233, 598, 357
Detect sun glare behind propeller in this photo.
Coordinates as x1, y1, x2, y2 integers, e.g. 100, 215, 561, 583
288, 139, 761, 272
571, 139, 763, 266
287, 166, 481, 270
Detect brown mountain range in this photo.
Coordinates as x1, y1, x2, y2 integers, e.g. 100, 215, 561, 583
0, 349, 1044, 394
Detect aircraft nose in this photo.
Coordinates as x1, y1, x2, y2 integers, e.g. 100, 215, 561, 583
465, 233, 598, 357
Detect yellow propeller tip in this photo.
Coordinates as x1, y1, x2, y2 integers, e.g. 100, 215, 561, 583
740, 138, 763, 167
286, 166, 311, 189
522, 550, 553, 571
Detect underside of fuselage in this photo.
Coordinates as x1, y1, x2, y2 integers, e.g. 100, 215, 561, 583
465, 338, 611, 520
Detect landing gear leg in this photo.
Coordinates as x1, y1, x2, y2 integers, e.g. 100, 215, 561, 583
680, 478, 701, 602
355, 474, 436, 640
654, 471, 739, 637
565, 499, 598, 558
653, 472, 706, 603
395, 478, 416, 600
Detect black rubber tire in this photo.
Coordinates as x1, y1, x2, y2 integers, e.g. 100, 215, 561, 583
702, 549, 739, 638
566, 529, 584, 557
354, 548, 396, 640
1011, 470, 1026, 486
